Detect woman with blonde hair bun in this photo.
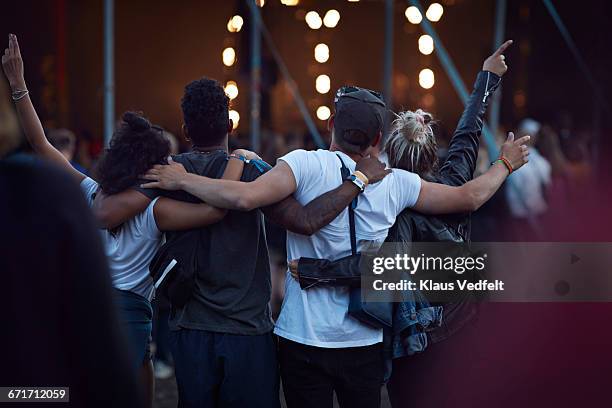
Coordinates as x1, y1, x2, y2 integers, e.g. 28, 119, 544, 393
383, 108, 438, 179
383, 41, 519, 407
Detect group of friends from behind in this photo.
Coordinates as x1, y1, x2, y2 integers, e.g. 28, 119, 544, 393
2, 32, 530, 408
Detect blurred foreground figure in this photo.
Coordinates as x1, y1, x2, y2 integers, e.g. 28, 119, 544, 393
0, 159, 144, 408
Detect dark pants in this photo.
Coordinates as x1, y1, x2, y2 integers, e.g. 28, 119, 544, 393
278, 337, 384, 408
169, 329, 280, 408
113, 289, 153, 372
152, 298, 172, 364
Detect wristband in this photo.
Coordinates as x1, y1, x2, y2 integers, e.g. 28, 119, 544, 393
228, 153, 248, 163
491, 157, 513, 174
346, 172, 368, 192
353, 170, 369, 186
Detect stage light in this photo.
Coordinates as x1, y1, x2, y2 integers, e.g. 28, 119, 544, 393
229, 110, 240, 129
426, 3, 444, 22
316, 106, 331, 121
405, 6, 422, 24
305, 11, 323, 29
418, 34, 434, 55
227, 15, 244, 33
281, 0, 299, 5
256, 0, 265, 7
314, 43, 330, 63
315, 74, 331, 94
323, 10, 341, 28
225, 81, 239, 100
222, 47, 236, 67
419, 68, 435, 89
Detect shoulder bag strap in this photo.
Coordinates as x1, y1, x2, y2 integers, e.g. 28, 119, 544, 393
336, 154, 358, 256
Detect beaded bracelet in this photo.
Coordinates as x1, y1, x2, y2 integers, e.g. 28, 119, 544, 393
491, 156, 513, 174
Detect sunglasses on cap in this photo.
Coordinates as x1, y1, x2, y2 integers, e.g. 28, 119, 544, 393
334, 86, 385, 105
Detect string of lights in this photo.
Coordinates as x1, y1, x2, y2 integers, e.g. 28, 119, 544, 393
303, 7, 341, 121
405, 2, 444, 90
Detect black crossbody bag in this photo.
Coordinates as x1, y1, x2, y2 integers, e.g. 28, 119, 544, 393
336, 155, 393, 329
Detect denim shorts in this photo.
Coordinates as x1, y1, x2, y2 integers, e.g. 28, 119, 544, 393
113, 289, 153, 370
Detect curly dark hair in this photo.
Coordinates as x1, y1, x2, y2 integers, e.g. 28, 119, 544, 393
95, 111, 170, 195
181, 77, 229, 147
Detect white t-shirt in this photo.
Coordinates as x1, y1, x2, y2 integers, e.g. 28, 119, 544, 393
274, 149, 421, 348
81, 177, 161, 301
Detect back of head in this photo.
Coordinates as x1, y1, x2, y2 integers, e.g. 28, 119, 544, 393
333, 87, 386, 155
95, 111, 169, 195
383, 109, 438, 176
181, 77, 229, 147
518, 118, 541, 145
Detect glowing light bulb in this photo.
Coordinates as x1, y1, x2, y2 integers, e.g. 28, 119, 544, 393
405, 6, 422, 24
222, 47, 236, 67
225, 81, 238, 100
426, 3, 444, 22
227, 15, 243, 33
314, 43, 330, 63
315, 74, 331, 94
419, 68, 435, 89
323, 10, 340, 28
229, 110, 240, 129
316, 106, 331, 120
418, 34, 434, 55
305, 11, 323, 29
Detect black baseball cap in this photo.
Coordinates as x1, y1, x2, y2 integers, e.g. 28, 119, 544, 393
333, 86, 387, 150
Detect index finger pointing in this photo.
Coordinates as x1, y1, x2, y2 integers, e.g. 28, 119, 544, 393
8, 34, 15, 54
493, 39, 513, 56
13, 35, 21, 57
514, 135, 531, 146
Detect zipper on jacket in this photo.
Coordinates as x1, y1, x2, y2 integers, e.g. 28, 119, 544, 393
482, 72, 491, 103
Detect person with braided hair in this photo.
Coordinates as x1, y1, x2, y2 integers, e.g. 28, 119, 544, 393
1, 33, 257, 408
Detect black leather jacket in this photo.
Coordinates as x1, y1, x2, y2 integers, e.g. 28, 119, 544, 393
392, 70, 501, 244
297, 71, 501, 341
389, 70, 501, 342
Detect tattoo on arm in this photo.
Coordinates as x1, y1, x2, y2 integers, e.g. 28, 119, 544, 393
263, 181, 360, 235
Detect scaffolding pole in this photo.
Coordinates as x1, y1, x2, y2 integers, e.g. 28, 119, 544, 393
249, 0, 261, 152
246, 1, 325, 148
103, 0, 114, 146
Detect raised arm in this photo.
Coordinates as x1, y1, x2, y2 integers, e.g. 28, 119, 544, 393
2, 34, 84, 182
142, 159, 298, 211
263, 156, 391, 235
438, 40, 512, 186
413, 132, 530, 214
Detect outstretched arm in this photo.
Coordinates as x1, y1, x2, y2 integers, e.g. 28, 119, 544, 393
142, 159, 298, 211
94, 150, 252, 229
439, 40, 512, 186
264, 156, 391, 235
413, 132, 530, 214
2, 34, 83, 182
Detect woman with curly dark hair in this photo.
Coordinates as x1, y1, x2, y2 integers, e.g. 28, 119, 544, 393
2, 34, 256, 408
